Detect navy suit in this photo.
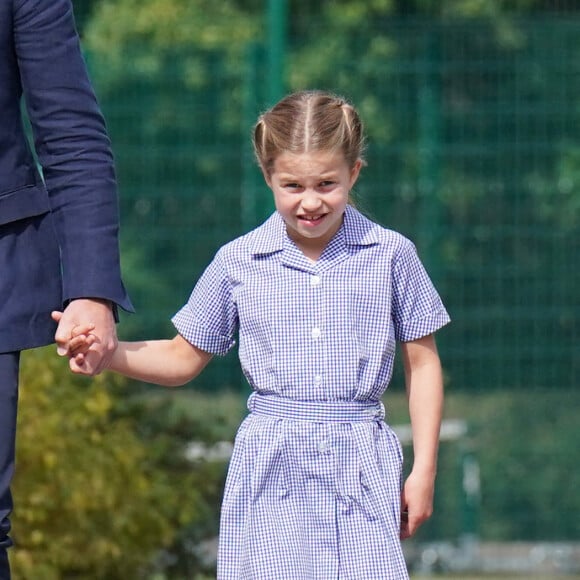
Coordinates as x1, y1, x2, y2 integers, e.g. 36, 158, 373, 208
0, 0, 132, 575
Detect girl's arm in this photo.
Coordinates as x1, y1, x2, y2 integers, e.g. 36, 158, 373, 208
53, 309, 213, 384
109, 334, 213, 387
399, 333, 444, 539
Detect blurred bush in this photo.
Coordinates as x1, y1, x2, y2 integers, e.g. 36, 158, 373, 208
11, 347, 242, 579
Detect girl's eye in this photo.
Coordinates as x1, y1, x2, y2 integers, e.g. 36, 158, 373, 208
320, 181, 335, 188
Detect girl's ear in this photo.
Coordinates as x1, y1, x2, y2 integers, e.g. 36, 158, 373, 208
349, 159, 363, 189
261, 166, 272, 188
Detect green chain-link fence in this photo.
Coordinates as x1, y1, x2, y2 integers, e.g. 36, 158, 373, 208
86, 14, 579, 567
95, 18, 579, 393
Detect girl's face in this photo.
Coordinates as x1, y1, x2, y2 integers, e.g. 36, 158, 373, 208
266, 150, 361, 261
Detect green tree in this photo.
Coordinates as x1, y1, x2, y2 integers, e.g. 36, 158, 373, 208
71, 0, 103, 35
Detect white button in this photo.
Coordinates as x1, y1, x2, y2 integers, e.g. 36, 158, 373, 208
318, 440, 329, 453
311, 327, 321, 339
310, 275, 321, 287
314, 375, 322, 386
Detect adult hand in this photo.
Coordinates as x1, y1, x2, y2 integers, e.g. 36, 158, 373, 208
53, 298, 117, 375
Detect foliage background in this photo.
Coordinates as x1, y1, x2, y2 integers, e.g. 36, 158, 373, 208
11, 0, 580, 577
13, 347, 243, 579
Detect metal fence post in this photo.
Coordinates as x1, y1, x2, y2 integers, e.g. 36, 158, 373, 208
268, 0, 288, 105
417, 29, 443, 279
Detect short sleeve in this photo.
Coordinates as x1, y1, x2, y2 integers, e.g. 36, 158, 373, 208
391, 239, 450, 342
172, 250, 238, 355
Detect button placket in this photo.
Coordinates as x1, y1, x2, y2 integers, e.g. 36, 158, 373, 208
309, 271, 325, 396
309, 273, 322, 341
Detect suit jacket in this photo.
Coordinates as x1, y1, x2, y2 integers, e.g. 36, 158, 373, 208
0, 0, 133, 353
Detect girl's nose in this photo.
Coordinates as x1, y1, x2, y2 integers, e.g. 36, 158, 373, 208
301, 190, 322, 211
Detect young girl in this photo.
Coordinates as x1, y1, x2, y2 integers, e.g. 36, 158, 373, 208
60, 90, 450, 579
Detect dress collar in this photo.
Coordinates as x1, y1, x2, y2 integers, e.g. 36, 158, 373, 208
248, 205, 382, 257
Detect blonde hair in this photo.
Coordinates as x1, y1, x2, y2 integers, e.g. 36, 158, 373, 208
253, 90, 366, 177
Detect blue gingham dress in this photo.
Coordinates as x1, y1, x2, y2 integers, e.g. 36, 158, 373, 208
173, 205, 450, 580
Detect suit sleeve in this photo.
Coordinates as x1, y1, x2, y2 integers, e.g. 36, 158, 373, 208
13, 0, 133, 312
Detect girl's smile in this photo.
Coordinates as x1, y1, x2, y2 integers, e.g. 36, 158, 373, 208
266, 150, 361, 261
298, 215, 325, 225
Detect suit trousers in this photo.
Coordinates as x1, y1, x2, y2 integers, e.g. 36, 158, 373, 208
0, 351, 19, 580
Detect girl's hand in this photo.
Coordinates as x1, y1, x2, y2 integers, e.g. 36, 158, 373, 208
68, 324, 96, 366
400, 469, 436, 539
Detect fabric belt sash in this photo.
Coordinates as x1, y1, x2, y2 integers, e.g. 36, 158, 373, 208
247, 392, 385, 423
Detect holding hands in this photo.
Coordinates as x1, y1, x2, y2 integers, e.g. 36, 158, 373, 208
52, 299, 117, 374
55, 319, 95, 366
